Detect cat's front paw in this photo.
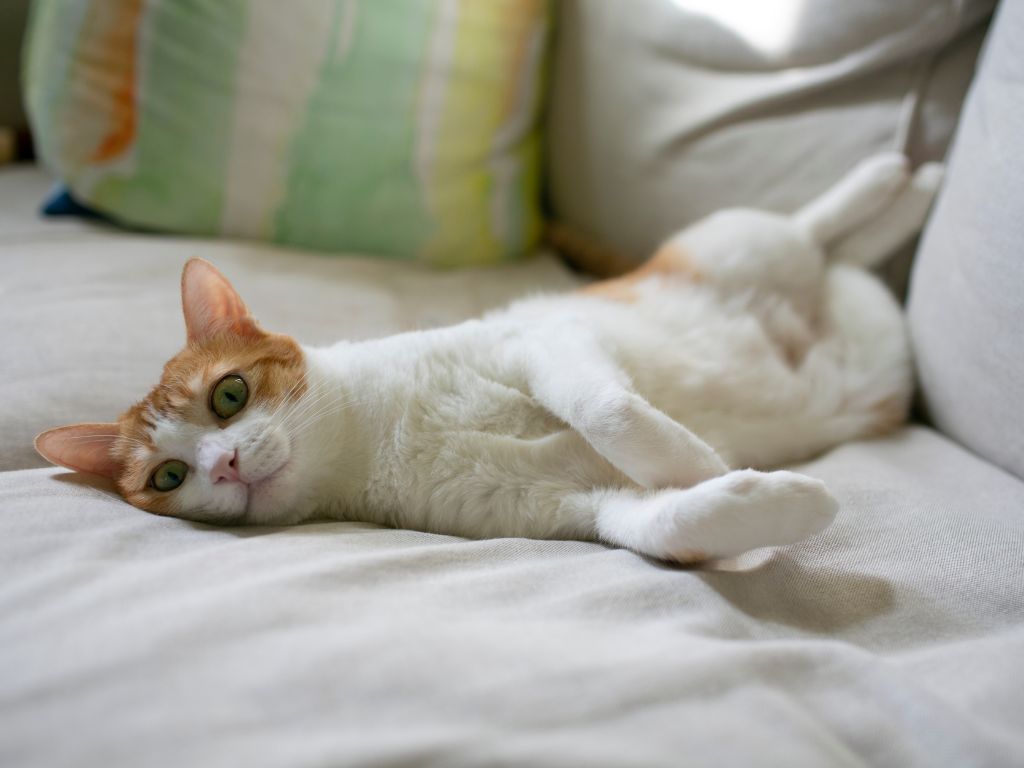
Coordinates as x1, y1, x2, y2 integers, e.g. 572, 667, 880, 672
591, 394, 729, 489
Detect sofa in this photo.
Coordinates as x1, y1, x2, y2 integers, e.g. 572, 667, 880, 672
2, 1, 1022, 766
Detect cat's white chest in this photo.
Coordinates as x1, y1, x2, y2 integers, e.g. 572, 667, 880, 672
310, 329, 627, 537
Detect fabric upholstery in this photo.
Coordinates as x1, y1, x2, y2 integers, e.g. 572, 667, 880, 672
23, 0, 549, 265
908, 0, 1024, 480
546, 0, 993, 266
2, 427, 1023, 766
0, 166, 579, 473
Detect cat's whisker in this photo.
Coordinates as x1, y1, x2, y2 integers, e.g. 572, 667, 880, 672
277, 389, 330, 432
286, 401, 357, 438
279, 384, 348, 430
267, 395, 301, 430
269, 375, 311, 426
286, 398, 365, 440
281, 374, 306, 404
274, 377, 331, 426
285, 398, 360, 437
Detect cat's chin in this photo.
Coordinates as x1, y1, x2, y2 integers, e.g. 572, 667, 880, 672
242, 461, 304, 525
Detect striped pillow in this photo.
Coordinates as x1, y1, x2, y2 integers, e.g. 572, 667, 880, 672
24, 0, 549, 266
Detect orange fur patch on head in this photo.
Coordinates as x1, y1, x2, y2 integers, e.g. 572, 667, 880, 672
580, 241, 700, 303
112, 328, 306, 514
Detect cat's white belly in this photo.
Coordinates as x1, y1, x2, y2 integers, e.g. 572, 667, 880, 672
303, 261, 908, 541
497, 265, 909, 469
325, 343, 627, 538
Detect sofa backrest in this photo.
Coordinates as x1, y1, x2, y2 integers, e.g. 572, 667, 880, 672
908, 0, 1024, 480
545, 0, 994, 288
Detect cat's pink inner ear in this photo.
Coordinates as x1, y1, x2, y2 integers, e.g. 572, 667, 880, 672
35, 423, 123, 479
181, 258, 263, 344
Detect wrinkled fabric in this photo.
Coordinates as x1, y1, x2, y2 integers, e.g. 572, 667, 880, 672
547, 0, 993, 273
1, 427, 1023, 767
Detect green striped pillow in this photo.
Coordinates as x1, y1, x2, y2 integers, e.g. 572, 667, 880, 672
24, 0, 549, 266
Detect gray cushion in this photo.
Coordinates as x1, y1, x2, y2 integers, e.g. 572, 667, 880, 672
547, 0, 993, 265
908, 0, 1024, 480
2, 426, 1023, 766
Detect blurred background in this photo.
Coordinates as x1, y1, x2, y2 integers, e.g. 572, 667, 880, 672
1, 0, 994, 277
0, 0, 31, 162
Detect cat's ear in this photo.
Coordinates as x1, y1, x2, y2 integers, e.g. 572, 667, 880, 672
35, 423, 123, 479
181, 258, 264, 344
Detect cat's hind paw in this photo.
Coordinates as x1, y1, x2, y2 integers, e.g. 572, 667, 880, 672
656, 469, 839, 563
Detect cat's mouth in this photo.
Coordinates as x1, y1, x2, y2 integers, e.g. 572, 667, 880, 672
247, 461, 288, 493
241, 457, 291, 520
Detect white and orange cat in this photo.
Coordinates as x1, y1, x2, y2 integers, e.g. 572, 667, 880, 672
36, 154, 942, 563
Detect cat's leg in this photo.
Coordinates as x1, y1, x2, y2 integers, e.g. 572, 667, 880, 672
828, 163, 944, 270
523, 330, 730, 489
794, 152, 911, 246
576, 469, 838, 563
631, 153, 915, 320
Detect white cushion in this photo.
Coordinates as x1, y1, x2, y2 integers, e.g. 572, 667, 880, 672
547, 0, 993, 268
908, 0, 1024, 480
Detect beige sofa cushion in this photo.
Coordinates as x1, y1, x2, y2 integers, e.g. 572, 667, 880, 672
908, 0, 1024, 480
2, 426, 1023, 766
547, 0, 993, 267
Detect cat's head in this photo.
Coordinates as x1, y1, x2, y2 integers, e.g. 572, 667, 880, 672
36, 259, 319, 525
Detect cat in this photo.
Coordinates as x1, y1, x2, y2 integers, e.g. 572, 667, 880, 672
35, 153, 943, 564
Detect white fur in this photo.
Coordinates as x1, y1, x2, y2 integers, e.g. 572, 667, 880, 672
153, 407, 293, 524
160, 154, 939, 563
830, 163, 945, 268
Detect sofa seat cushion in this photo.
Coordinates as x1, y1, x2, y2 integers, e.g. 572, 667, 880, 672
2, 426, 1023, 766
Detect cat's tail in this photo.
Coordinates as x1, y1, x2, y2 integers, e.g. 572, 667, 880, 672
794, 153, 944, 270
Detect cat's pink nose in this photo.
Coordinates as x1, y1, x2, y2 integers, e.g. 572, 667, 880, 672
210, 449, 241, 484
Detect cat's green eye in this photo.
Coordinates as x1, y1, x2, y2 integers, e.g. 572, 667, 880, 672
211, 374, 248, 420
151, 460, 188, 492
